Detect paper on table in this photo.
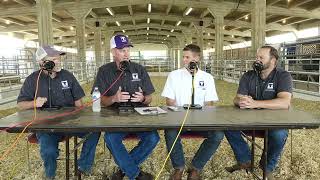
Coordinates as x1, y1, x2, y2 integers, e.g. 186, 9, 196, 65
134, 107, 167, 115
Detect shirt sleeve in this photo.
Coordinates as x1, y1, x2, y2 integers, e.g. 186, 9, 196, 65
161, 72, 175, 100
204, 75, 219, 102
17, 75, 35, 103
140, 66, 155, 95
237, 72, 250, 95
277, 71, 293, 93
70, 74, 85, 101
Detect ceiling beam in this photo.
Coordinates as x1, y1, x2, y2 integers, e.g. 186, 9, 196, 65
90, 10, 98, 18
288, 0, 313, 9
13, 0, 33, 6
1, 17, 27, 26
52, 14, 62, 22
267, 0, 282, 6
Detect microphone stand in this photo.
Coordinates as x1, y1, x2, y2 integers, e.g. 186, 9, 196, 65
118, 61, 134, 113
183, 69, 202, 109
41, 71, 60, 111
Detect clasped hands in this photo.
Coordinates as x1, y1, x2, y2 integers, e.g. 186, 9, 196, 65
113, 86, 144, 103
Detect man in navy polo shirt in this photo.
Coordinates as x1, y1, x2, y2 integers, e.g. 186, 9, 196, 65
17, 46, 100, 179
93, 34, 159, 180
225, 46, 293, 180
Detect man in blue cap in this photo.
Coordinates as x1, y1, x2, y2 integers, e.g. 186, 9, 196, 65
17, 46, 100, 179
93, 35, 159, 180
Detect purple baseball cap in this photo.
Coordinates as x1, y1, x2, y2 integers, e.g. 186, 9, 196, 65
110, 34, 133, 49
35, 46, 66, 61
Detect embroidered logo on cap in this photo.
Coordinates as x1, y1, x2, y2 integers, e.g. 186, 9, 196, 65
120, 36, 127, 42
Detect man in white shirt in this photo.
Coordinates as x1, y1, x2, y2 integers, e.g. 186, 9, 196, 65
161, 44, 224, 180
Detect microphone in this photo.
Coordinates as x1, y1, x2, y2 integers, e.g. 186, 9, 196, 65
188, 61, 198, 75
42, 60, 55, 72
252, 61, 263, 74
119, 60, 130, 71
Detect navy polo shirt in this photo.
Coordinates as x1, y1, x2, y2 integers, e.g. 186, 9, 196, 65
93, 61, 155, 107
17, 69, 85, 107
237, 68, 293, 100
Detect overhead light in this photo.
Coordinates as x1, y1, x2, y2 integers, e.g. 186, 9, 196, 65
147, 27, 149, 30
106, 8, 114, 16
90, 46, 93, 49
245, 15, 249, 20
164, 38, 166, 40
208, 33, 210, 36
208, 42, 211, 45
170, 29, 174, 32
147, 33, 149, 35
122, 30, 125, 33
176, 20, 181, 26
148, 4, 151, 13
167, 35, 170, 37
231, 35, 234, 38
223, 26, 226, 30
5, 20, 10, 24
70, 26, 74, 30
147, 37, 149, 40
282, 19, 286, 24
184, 7, 193, 16
287, 0, 291, 2
85, 34, 88, 37
73, 40, 76, 43
161, 42, 164, 43
147, 18, 150, 24
102, 42, 104, 45
59, 36, 62, 40
115, 21, 121, 26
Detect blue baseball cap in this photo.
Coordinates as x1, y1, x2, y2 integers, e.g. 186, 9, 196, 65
110, 34, 133, 49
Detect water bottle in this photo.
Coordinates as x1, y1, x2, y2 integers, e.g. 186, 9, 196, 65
92, 87, 101, 112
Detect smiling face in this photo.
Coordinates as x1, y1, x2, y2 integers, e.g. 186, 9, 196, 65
111, 47, 131, 64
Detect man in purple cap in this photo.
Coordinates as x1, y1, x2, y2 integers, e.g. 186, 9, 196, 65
17, 46, 100, 179
93, 35, 159, 180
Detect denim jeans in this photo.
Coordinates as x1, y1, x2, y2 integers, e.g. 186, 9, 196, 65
164, 130, 224, 170
104, 131, 159, 180
36, 132, 100, 178
225, 129, 288, 172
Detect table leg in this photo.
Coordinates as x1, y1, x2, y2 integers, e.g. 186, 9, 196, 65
66, 137, 70, 180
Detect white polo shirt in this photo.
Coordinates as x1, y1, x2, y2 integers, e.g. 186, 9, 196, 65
161, 68, 219, 106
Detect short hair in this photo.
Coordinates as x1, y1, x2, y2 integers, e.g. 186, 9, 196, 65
260, 45, 279, 61
183, 44, 201, 56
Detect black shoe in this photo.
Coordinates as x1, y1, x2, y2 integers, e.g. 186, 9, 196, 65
136, 171, 154, 180
111, 169, 125, 180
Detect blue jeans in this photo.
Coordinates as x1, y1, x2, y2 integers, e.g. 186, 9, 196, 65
104, 131, 159, 180
164, 130, 224, 170
36, 132, 100, 178
225, 130, 288, 172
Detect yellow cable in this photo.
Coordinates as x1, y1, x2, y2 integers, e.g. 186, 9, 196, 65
0, 70, 42, 161
155, 75, 195, 179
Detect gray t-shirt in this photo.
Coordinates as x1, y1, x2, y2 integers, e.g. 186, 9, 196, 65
17, 69, 85, 107
237, 68, 293, 100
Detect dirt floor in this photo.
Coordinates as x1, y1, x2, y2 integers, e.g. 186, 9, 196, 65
0, 77, 319, 180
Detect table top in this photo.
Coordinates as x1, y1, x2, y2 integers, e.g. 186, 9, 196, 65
1, 106, 319, 133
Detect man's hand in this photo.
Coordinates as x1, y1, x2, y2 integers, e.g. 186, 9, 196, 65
131, 87, 144, 102
35, 97, 47, 107
238, 95, 258, 109
112, 87, 131, 103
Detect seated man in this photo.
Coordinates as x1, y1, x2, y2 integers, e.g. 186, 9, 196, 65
93, 34, 159, 180
161, 44, 224, 180
225, 45, 293, 180
17, 46, 100, 179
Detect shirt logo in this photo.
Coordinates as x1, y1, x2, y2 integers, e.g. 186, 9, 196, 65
120, 37, 127, 42
61, 80, 69, 89
199, 81, 204, 87
132, 73, 138, 80
267, 83, 274, 90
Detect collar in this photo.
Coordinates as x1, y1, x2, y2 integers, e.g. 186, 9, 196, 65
113, 61, 133, 74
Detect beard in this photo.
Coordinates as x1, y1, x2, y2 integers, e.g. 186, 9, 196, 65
262, 59, 272, 70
